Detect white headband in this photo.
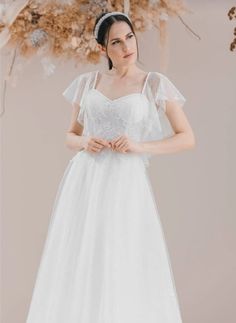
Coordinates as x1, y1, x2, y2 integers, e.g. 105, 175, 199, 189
94, 11, 131, 39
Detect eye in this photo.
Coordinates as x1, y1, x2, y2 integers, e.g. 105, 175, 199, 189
111, 34, 134, 45
112, 40, 120, 45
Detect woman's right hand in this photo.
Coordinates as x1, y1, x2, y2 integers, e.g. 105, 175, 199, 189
82, 136, 111, 153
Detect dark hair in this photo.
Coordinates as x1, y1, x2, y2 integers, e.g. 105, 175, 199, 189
93, 12, 143, 70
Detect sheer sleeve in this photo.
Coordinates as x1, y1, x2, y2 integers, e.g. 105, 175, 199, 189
62, 72, 91, 125
141, 72, 187, 147
154, 72, 186, 113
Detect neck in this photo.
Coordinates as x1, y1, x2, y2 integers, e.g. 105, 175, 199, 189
109, 64, 140, 78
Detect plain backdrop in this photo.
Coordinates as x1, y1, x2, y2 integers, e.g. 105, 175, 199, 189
1, 1, 235, 323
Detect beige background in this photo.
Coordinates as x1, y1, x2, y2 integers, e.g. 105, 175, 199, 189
1, 1, 236, 322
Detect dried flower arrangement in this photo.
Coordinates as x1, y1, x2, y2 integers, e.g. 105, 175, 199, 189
0, 0, 199, 117
0, 0, 190, 63
228, 6, 236, 51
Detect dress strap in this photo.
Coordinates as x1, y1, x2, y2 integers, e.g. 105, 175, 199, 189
141, 72, 151, 94
93, 70, 99, 89
93, 70, 150, 94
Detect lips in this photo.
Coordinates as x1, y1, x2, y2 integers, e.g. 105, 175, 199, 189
123, 53, 134, 58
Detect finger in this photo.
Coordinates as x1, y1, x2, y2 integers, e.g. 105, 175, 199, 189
92, 139, 108, 148
95, 138, 110, 147
109, 141, 114, 149
92, 142, 105, 149
109, 140, 116, 149
123, 143, 129, 152
89, 143, 102, 150
118, 143, 128, 152
115, 138, 128, 149
118, 142, 128, 150
91, 147, 101, 152
93, 140, 104, 147
113, 138, 124, 147
105, 141, 111, 147
92, 137, 105, 144
112, 135, 124, 145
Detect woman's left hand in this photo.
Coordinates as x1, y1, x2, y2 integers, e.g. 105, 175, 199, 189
109, 135, 143, 153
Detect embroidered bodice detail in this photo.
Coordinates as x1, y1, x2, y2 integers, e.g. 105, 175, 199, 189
62, 70, 186, 167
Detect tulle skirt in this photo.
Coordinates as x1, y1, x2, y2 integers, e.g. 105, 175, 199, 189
26, 148, 183, 323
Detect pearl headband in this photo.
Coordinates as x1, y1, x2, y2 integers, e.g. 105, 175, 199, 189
94, 11, 132, 39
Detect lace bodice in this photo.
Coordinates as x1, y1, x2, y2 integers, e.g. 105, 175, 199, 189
84, 89, 151, 141
62, 70, 186, 165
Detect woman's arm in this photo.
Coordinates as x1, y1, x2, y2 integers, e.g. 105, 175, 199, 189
65, 103, 88, 151
140, 100, 196, 155
65, 103, 111, 152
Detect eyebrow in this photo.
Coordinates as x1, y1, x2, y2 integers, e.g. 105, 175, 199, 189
110, 32, 133, 42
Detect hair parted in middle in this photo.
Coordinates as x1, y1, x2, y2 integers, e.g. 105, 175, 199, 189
93, 11, 143, 70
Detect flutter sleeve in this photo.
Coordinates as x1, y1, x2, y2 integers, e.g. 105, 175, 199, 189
62, 72, 90, 125
155, 72, 186, 113
142, 72, 187, 147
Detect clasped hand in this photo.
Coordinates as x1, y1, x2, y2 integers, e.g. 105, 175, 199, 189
83, 135, 143, 154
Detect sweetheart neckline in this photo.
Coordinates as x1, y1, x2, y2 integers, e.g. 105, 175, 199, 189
91, 70, 151, 103
90, 88, 148, 103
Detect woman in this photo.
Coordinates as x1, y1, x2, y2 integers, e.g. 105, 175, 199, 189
26, 11, 195, 323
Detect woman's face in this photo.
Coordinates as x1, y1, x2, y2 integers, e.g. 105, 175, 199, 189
99, 21, 137, 68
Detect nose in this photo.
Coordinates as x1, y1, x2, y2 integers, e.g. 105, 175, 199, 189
122, 42, 129, 52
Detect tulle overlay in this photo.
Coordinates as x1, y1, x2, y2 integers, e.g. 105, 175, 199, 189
26, 70, 186, 323
26, 149, 183, 323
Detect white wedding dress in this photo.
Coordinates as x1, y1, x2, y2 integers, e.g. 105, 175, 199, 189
25, 70, 186, 323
